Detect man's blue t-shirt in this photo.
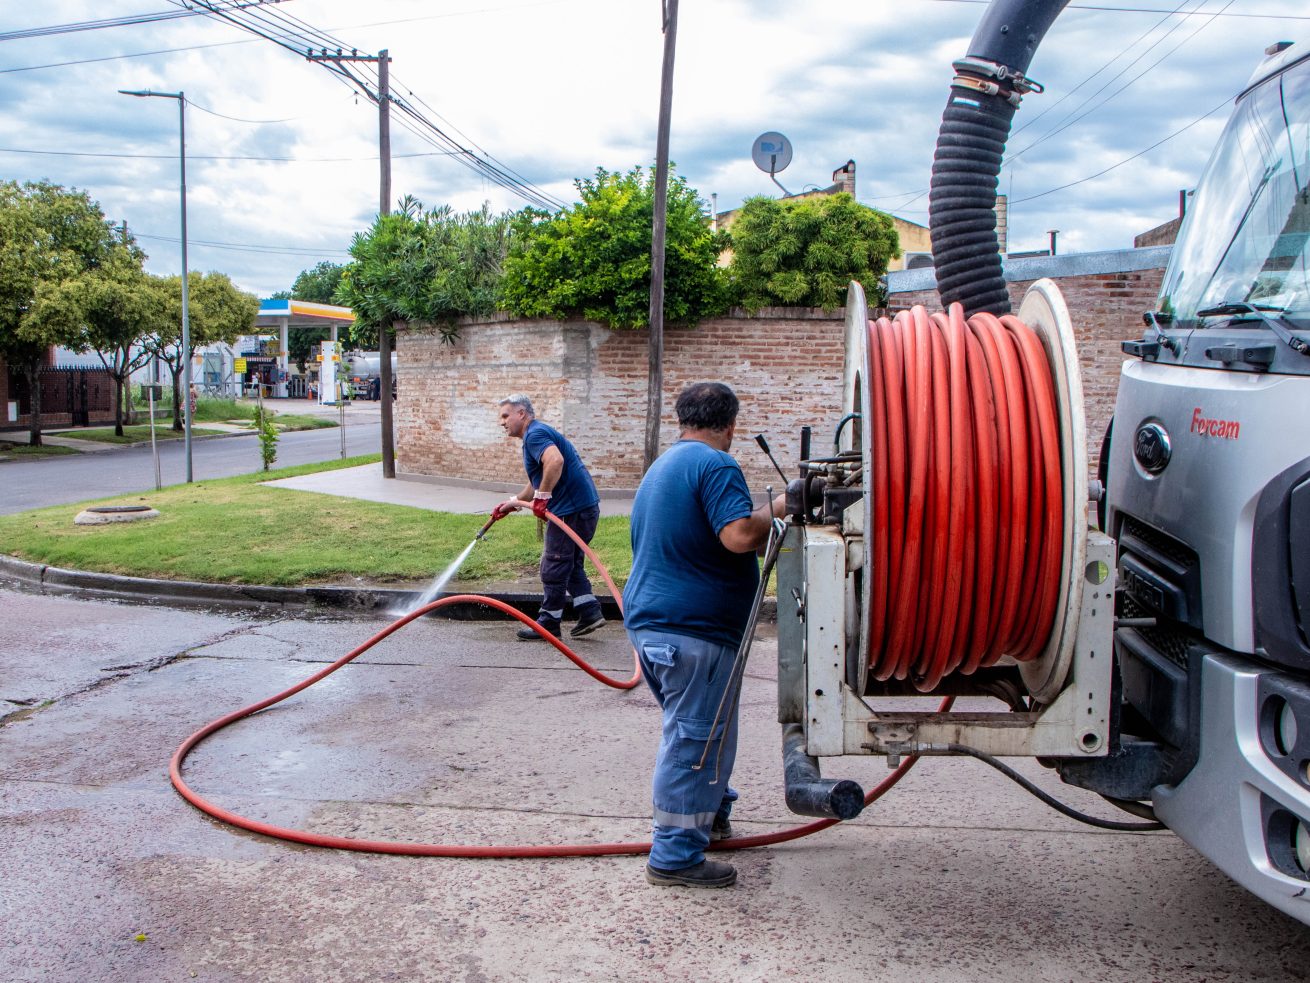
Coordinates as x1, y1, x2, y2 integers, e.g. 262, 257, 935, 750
623, 439, 759, 648
522, 420, 599, 517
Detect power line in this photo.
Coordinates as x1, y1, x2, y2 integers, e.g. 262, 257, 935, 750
1006, 0, 1236, 164
133, 230, 352, 257
186, 98, 304, 124
1009, 0, 1197, 142
0, 1, 286, 42
921, 0, 1308, 18
168, 0, 567, 210
0, 145, 458, 163
1011, 94, 1231, 203
1, 38, 251, 75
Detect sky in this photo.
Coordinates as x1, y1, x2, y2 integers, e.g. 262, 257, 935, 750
2, 0, 1306, 300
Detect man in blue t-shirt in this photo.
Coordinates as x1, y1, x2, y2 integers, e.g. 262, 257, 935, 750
493, 394, 605, 641
625, 381, 786, 889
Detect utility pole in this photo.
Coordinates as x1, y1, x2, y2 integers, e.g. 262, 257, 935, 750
645, 0, 678, 474
377, 49, 395, 478
306, 46, 395, 477
120, 88, 193, 482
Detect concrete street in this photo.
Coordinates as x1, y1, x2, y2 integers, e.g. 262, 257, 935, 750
0, 412, 382, 515
2, 585, 1306, 982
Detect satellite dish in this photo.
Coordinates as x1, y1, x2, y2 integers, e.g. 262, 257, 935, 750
751, 131, 793, 175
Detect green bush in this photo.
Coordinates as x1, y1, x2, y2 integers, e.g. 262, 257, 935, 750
501, 166, 729, 330
727, 192, 899, 311
336, 198, 511, 347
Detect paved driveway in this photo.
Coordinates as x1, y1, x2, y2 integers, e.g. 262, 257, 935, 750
2, 586, 1306, 982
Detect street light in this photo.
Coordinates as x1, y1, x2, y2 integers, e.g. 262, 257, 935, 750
120, 88, 193, 482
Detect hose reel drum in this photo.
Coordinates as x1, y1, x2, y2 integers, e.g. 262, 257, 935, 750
783, 279, 1114, 760
841, 278, 1090, 703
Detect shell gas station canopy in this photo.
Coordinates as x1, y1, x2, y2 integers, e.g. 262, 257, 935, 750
253, 299, 355, 398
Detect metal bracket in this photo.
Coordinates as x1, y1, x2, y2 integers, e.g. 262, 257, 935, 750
785, 525, 1117, 759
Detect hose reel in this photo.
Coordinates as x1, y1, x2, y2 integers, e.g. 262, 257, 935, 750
841, 279, 1089, 703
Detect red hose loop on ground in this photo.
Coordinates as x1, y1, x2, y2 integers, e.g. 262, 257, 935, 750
170, 510, 948, 858
866, 303, 1063, 692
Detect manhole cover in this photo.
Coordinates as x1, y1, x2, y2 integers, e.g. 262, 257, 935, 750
86, 505, 153, 514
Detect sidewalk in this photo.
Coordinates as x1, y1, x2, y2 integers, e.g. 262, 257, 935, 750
265, 462, 635, 516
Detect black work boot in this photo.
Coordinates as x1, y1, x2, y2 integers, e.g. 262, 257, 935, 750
516, 617, 560, 641
569, 601, 606, 639
645, 859, 737, 888
710, 815, 733, 841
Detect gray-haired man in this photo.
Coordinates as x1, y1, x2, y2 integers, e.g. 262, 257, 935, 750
493, 394, 605, 641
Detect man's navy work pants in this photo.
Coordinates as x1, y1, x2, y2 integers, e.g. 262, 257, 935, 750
540, 504, 600, 617
628, 627, 739, 871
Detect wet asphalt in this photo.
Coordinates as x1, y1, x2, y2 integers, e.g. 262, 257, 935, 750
2, 585, 1308, 982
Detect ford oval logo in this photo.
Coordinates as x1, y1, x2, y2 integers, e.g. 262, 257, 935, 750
1134, 422, 1171, 474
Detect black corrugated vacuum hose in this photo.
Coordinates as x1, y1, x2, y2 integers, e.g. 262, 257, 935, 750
929, 0, 1069, 316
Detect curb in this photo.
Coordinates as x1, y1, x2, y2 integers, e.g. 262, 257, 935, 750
0, 553, 778, 624
0, 554, 601, 622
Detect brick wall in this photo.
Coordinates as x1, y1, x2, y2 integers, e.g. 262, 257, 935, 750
395, 309, 847, 490
395, 250, 1167, 488
886, 247, 1170, 469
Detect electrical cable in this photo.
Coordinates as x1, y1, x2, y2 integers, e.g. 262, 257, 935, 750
945, 744, 1166, 831
1101, 795, 1163, 821
169, 509, 950, 857
866, 304, 1062, 691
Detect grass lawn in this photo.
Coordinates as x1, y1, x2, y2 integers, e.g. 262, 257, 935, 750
271, 414, 336, 431
0, 454, 633, 589
65, 425, 228, 444
0, 440, 81, 458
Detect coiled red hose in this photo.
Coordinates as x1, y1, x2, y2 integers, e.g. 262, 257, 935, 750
866, 303, 1062, 692
170, 510, 948, 857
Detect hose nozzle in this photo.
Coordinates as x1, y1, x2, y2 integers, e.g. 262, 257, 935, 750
475, 514, 498, 540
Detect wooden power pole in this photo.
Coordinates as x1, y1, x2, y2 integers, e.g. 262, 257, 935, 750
306, 46, 396, 478
377, 49, 396, 478
644, 0, 679, 474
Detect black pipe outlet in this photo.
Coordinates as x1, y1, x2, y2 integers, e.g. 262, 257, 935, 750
782, 723, 865, 820
929, 0, 1069, 316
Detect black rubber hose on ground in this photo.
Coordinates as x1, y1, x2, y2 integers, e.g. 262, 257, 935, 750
928, 0, 1069, 316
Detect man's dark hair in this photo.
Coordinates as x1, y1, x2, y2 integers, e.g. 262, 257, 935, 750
676, 382, 739, 432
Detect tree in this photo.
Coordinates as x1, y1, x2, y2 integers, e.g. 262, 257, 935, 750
502, 166, 728, 330
291, 260, 346, 303
336, 198, 511, 347
146, 272, 259, 430
0, 181, 118, 445
727, 192, 900, 312
31, 243, 159, 437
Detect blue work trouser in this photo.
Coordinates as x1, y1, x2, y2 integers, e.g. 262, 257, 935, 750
628, 627, 740, 871
540, 504, 600, 618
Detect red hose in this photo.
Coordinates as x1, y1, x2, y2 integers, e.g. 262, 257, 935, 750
866, 304, 1063, 691
170, 510, 944, 857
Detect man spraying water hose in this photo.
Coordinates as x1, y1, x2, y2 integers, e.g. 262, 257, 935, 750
625, 382, 787, 888
493, 394, 606, 641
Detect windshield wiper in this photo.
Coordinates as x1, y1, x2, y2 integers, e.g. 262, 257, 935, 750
1196, 302, 1310, 356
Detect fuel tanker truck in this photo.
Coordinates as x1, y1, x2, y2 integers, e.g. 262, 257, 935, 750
761, 1, 1310, 925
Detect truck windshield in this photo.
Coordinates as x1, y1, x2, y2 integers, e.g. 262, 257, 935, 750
1160, 56, 1310, 326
